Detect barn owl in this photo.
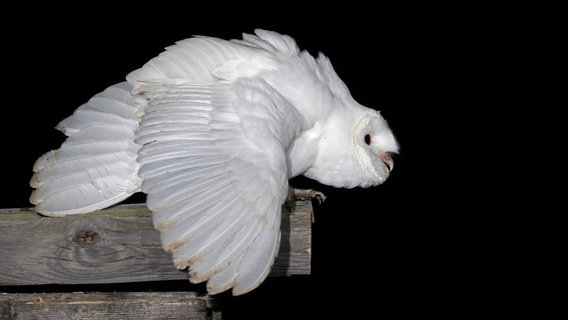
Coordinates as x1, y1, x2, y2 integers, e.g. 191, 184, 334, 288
30, 29, 399, 295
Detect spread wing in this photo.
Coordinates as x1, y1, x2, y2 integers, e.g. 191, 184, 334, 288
133, 78, 306, 295
30, 82, 143, 216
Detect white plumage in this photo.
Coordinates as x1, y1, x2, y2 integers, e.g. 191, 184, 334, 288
30, 29, 399, 295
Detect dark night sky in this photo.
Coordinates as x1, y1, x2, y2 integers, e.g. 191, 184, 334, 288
1, 7, 494, 318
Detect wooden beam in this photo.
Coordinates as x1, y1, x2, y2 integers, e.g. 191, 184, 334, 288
0, 292, 220, 320
0, 201, 311, 286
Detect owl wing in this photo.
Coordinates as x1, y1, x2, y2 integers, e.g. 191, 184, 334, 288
30, 82, 143, 216
133, 77, 306, 295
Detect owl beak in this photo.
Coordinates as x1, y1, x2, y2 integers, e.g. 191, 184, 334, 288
380, 152, 394, 172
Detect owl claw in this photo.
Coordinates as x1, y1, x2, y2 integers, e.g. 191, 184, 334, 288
285, 187, 326, 216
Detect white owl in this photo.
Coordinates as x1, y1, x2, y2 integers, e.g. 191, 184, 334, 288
30, 29, 399, 295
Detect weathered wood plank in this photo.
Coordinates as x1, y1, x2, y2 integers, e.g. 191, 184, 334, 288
0, 291, 219, 320
0, 201, 311, 286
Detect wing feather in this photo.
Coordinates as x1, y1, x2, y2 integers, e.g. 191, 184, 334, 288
189, 220, 262, 282
146, 172, 232, 211
233, 227, 280, 295
170, 197, 250, 269
30, 161, 136, 201
32, 179, 135, 215
137, 155, 229, 180
126, 36, 271, 84
206, 259, 240, 295
142, 163, 228, 195
132, 77, 306, 294
30, 82, 142, 216
159, 186, 242, 250
152, 184, 236, 232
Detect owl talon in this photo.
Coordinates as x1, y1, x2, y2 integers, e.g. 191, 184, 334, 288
296, 188, 326, 204
285, 187, 326, 216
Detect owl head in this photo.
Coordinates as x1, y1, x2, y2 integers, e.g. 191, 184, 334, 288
305, 108, 398, 188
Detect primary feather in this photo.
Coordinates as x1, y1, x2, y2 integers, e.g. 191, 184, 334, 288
30, 29, 399, 295
30, 82, 142, 216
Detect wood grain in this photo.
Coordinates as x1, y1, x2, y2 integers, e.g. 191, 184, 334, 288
0, 201, 312, 286
0, 292, 219, 320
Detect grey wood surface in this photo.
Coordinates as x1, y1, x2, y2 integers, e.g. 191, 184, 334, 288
0, 201, 312, 286
0, 291, 220, 320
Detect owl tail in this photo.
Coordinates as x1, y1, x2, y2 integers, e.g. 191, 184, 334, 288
29, 82, 143, 216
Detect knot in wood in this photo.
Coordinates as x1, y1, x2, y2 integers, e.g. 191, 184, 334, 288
73, 230, 98, 245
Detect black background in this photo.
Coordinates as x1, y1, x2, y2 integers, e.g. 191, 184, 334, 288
1, 7, 502, 318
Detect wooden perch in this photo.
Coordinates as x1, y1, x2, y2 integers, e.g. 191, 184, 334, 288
0, 292, 221, 320
0, 201, 312, 286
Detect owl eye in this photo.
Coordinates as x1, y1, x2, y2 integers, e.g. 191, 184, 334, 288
364, 134, 371, 145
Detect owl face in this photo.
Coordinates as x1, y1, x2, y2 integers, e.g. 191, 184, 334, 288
352, 110, 399, 187
302, 108, 398, 189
